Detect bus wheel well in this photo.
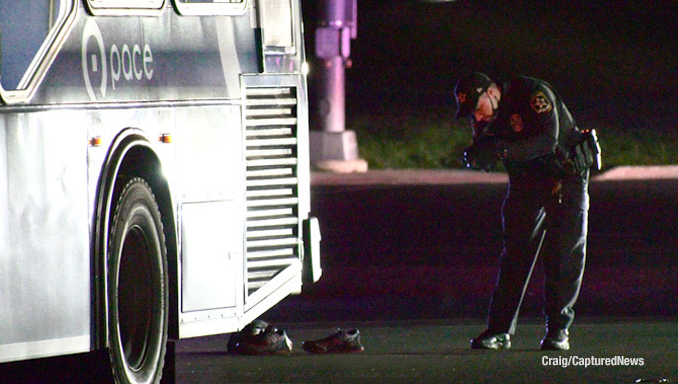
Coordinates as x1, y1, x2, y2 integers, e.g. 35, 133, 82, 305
113, 145, 179, 341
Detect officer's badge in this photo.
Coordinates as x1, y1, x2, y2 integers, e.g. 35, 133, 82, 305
530, 91, 552, 114
510, 114, 523, 132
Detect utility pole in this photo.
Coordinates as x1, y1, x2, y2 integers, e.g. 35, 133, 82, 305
310, 0, 367, 173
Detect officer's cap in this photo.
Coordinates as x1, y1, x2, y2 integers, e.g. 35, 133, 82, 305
454, 72, 493, 119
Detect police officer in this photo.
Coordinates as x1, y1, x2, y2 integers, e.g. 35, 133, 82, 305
454, 72, 600, 350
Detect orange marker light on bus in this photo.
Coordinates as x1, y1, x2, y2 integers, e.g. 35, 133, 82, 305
89, 136, 103, 147
159, 134, 173, 144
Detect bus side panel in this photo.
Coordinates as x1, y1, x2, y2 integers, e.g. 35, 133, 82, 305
0, 111, 91, 362
175, 104, 245, 317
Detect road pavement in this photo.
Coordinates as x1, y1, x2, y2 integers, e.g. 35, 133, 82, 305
3, 167, 676, 383
216, 166, 676, 383
172, 318, 677, 383
266, 167, 678, 323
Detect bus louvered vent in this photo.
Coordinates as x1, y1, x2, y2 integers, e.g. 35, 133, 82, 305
244, 87, 300, 297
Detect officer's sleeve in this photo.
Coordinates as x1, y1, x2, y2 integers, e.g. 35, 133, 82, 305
500, 87, 559, 162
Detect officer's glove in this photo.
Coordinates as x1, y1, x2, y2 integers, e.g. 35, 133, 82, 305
575, 129, 602, 171
463, 136, 499, 172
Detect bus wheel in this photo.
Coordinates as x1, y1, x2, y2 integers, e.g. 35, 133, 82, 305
107, 177, 168, 384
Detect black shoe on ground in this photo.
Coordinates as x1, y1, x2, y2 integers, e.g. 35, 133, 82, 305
471, 330, 511, 350
541, 329, 570, 351
227, 320, 293, 355
302, 328, 365, 354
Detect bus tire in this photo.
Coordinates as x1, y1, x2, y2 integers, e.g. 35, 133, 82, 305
107, 177, 168, 384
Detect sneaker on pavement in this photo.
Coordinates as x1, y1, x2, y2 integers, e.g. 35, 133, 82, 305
471, 330, 511, 350
302, 328, 365, 354
228, 320, 293, 355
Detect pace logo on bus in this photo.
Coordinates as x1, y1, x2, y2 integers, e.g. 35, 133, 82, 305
82, 19, 155, 101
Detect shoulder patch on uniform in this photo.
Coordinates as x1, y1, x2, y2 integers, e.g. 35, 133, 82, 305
510, 114, 523, 132
530, 91, 553, 114
457, 92, 467, 104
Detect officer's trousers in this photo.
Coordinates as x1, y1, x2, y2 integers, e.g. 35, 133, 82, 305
486, 170, 589, 335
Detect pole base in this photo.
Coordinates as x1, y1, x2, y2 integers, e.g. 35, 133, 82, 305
313, 159, 368, 173
310, 130, 368, 173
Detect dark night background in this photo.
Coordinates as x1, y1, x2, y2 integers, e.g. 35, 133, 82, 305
303, 0, 678, 134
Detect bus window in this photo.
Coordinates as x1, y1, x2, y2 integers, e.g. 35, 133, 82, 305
85, 0, 165, 15
176, 0, 245, 3
260, 0, 293, 51
172, 0, 247, 16
0, 0, 67, 90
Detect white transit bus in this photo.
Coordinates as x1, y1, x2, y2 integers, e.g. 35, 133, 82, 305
0, 0, 321, 382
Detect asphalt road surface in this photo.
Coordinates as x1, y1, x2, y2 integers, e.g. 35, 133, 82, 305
269, 167, 678, 323
170, 319, 677, 383
3, 168, 677, 383
5, 319, 676, 383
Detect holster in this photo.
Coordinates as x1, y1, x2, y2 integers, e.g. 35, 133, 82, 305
572, 128, 602, 171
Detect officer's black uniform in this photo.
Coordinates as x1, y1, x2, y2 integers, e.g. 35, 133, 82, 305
455, 73, 596, 349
